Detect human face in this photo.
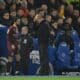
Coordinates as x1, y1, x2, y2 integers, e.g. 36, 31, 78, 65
3, 13, 9, 20
21, 17, 28, 25
52, 22, 58, 29
65, 18, 72, 25
73, 10, 79, 17
29, 9, 36, 18
41, 4, 48, 11
27, 0, 34, 4
10, 11, 16, 17
21, 27, 28, 35
51, 10, 58, 17
46, 15, 52, 23
57, 18, 63, 24
50, 0, 55, 4
16, 19, 20, 26
17, 9, 24, 17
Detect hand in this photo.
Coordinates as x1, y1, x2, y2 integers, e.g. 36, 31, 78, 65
11, 45, 15, 50
50, 31, 55, 35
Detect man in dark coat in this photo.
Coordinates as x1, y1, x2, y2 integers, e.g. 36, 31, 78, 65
34, 14, 50, 75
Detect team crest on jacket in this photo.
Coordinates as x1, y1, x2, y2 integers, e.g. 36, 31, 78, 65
23, 39, 27, 44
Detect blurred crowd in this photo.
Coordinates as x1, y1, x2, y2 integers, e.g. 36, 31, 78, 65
0, 0, 80, 75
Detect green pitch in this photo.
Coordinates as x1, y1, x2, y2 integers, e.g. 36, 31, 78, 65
0, 76, 80, 80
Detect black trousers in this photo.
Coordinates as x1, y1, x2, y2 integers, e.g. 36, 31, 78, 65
20, 49, 29, 74
39, 43, 50, 75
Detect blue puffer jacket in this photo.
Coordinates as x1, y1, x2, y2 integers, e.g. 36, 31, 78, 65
0, 24, 8, 57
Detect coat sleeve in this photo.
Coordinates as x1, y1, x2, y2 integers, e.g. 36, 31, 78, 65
27, 36, 33, 53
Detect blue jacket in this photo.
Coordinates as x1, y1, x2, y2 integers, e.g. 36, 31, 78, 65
0, 24, 8, 57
